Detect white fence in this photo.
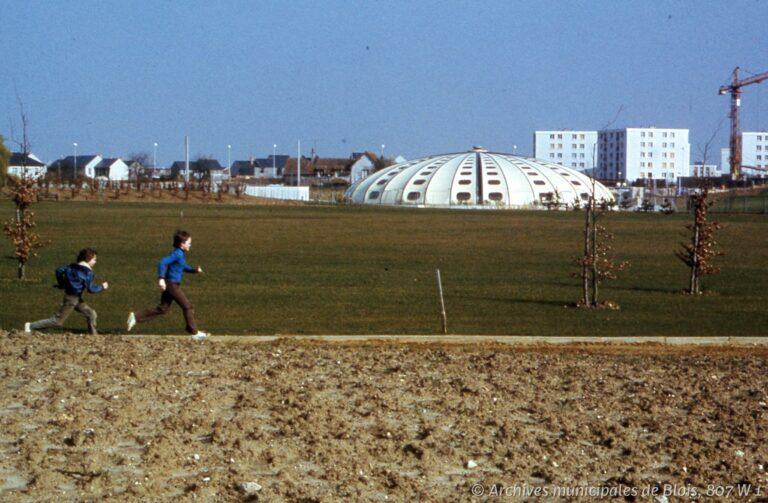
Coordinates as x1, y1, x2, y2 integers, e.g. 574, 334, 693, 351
245, 185, 310, 201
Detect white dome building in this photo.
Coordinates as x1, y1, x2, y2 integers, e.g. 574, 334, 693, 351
345, 147, 614, 209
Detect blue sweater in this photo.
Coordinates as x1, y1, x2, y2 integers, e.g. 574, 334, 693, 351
63, 263, 104, 296
157, 248, 196, 283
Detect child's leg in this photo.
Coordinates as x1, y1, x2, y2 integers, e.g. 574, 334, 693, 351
135, 290, 173, 324
167, 283, 197, 334
75, 300, 98, 335
29, 295, 79, 331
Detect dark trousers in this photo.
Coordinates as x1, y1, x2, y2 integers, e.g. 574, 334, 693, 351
30, 294, 98, 335
135, 282, 197, 334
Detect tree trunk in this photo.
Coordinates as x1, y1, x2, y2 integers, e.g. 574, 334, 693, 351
17, 261, 25, 280
582, 199, 591, 306
590, 199, 598, 307
690, 221, 700, 295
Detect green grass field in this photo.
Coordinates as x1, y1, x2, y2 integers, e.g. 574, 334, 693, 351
1, 200, 766, 336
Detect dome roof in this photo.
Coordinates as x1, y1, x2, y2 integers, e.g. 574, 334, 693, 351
345, 148, 614, 209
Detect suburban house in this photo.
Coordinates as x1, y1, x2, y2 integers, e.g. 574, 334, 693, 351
47, 155, 103, 180
349, 152, 378, 184
8, 152, 47, 179
94, 158, 130, 181
282, 152, 386, 186
170, 159, 230, 183
231, 155, 289, 179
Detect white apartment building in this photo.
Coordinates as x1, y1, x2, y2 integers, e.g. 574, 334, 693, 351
597, 128, 690, 182
690, 163, 723, 178
533, 130, 597, 172
720, 132, 768, 177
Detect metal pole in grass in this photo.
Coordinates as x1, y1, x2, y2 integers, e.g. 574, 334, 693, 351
436, 269, 447, 334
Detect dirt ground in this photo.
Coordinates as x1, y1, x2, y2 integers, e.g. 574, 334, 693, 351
1, 332, 768, 501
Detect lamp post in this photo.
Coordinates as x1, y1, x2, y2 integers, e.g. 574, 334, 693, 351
227, 144, 231, 171
73, 142, 78, 175
153, 142, 158, 168
512, 144, 518, 155
273, 144, 277, 176
381, 144, 385, 159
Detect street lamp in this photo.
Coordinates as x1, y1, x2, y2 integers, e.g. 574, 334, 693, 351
381, 144, 386, 159
227, 144, 232, 170
73, 142, 78, 174
273, 144, 277, 176
512, 144, 518, 155
153, 142, 158, 168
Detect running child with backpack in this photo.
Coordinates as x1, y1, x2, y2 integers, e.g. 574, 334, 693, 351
25, 248, 108, 335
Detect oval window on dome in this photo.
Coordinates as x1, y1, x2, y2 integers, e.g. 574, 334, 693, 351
377, 180, 387, 185
487, 171, 498, 175
407, 191, 421, 201
488, 180, 501, 185
369, 191, 380, 199
461, 171, 472, 175
527, 172, 540, 176
419, 171, 432, 176
458, 180, 471, 185
533, 180, 546, 185
580, 192, 589, 200
572, 181, 582, 186
488, 192, 503, 201
456, 192, 471, 201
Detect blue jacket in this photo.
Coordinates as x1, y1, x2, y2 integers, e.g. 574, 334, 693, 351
61, 263, 104, 296
158, 248, 196, 283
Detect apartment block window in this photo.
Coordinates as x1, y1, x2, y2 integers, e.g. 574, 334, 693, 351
648, 152, 653, 157
662, 162, 667, 168
648, 162, 653, 167
670, 162, 675, 167
557, 153, 562, 158
579, 162, 585, 167
572, 144, 577, 148
572, 162, 577, 167
641, 132, 646, 138
639, 172, 645, 178
758, 145, 763, 151
662, 172, 667, 178
549, 153, 555, 158
648, 132, 654, 138
640, 162, 646, 167
669, 152, 675, 159
640, 152, 646, 158
662, 152, 667, 158
648, 142, 653, 147
550, 134, 555, 139
572, 153, 577, 158
579, 144, 585, 148
670, 142, 675, 147
641, 142, 645, 147
550, 143, 555, 148
663, 132, 668, 138
758, 135, 763, 141
671, 132, 676, 138
662, 142, 667, 148
758, 155, 763, 160
580, 153, 585, 158
580, 134, 585, 140
557, 143, 562, 148
557, 134, 562, 139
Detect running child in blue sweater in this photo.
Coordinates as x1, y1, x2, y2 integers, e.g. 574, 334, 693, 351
127, 230, 209, 339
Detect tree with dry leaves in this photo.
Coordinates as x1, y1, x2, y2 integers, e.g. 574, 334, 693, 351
3, 101, 46, 279
676, 187, 723, 295
573, 190, 629, 308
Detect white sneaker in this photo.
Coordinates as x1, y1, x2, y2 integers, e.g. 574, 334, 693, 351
191, 331, 209, 341
126, 312, 136, 332
24, 322, 31, 334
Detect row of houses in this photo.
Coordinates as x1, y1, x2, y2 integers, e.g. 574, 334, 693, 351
6, 150, 395, 186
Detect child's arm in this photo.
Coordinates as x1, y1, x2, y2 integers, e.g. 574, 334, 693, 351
86, 271, 106, 293
179, 252, 198, 273
157, 252, 176, 279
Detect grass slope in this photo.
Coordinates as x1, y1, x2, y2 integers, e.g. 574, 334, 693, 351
1, 201, 766, 336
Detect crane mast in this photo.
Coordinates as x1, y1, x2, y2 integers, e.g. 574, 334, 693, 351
718, 67, 768, 180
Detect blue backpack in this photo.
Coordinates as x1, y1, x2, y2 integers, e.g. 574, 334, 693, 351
54, 265, 70, 289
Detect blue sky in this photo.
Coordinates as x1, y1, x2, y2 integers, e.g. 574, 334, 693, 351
1, 0, 767, 165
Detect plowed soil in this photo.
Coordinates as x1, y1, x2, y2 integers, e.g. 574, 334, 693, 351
2, 331, 768, 501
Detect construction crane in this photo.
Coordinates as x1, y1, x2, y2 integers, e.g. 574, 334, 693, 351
718, 67, 768, 180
